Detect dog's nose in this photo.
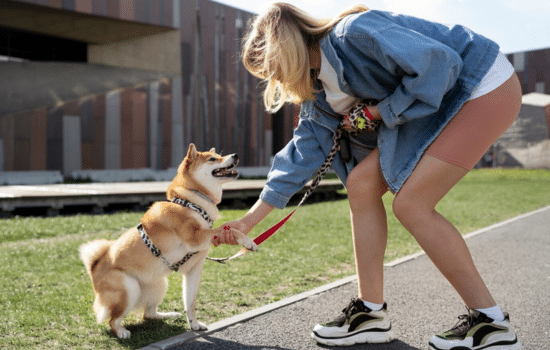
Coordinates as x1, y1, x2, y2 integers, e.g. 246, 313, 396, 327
232, 154, 239, 161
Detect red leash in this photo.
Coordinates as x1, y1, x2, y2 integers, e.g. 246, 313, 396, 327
207, 118, 353, 263
207, 207, 299, 263
208, 161, 340, 263
253, 207, 297, 244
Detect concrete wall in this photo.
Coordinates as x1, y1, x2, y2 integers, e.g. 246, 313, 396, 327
0, 0, 296, 174
104, 91, 122, 170
63, 115, 82, 175
498, 104, 550, 149
497, 93, 550, 168
88, 30, 182, 74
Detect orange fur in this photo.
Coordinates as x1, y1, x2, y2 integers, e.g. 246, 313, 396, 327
79, 144, 257, 338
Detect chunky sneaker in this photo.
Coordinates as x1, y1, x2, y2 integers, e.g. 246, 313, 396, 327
311, 298, 395, 346
429, 308, 522, 350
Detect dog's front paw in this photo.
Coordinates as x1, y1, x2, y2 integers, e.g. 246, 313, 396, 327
116, 327, 131, 339
189, 320, 208, 331
237, 236, 258, 251
246, 241, 258, 252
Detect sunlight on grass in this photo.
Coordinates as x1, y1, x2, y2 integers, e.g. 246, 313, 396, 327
0, 168, 548, 349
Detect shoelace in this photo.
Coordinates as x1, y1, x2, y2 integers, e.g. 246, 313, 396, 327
450, 314, 474, 335
341, 298, 367, 320
448, 308, 491, 335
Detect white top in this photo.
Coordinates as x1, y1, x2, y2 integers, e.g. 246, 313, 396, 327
317, 50, 358, 115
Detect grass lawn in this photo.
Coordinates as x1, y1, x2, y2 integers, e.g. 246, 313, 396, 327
1, 168, 549, 349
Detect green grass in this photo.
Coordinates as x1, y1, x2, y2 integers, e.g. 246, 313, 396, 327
1, 168, 549, 349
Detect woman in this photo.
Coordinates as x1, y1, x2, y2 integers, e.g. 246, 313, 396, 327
214, 3, 522, 349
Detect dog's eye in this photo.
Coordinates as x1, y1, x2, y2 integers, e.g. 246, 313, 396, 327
208, 157, 217, 162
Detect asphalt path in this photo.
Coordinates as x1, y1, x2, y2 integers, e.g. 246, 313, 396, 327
143, 206, 550, 350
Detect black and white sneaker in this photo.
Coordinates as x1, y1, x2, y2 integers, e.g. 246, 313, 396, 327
429, 308, 522, 350
311, 298, 395, 346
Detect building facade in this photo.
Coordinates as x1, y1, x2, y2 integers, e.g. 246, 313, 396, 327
0, 0, 297, 175
506, 47, 550, 95
499, 48, 550, 168
2, 0, 549, 176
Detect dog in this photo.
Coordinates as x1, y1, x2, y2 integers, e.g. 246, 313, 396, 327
79, 144, 258, 338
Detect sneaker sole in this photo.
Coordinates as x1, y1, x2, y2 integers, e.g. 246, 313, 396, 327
428, 339, 522, 350
311, 329, 395, 346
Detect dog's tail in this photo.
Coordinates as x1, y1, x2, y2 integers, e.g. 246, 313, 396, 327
79, 240, 111, 276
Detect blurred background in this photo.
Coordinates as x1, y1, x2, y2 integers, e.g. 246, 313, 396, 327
0, 0, 549, 184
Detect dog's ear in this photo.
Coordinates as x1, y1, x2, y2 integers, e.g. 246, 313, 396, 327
179, 144, 198, 173
186, 144, 198, 160
209, 147, 216, 154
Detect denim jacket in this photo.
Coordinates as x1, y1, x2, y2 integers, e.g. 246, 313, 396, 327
261, 10, 500, 209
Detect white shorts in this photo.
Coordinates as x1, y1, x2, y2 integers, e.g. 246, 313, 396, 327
468, 51, 515, 100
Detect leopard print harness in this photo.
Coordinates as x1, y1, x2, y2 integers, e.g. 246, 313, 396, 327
138, 198, 215, 272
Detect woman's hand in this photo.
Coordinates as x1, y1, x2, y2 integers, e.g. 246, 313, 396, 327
213, 219, 249, 247
212, 199, 275, 247
343, 104, 382, 133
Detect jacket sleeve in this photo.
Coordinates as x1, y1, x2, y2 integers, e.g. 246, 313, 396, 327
346, 25, 463, 129
260, 118, 328, 209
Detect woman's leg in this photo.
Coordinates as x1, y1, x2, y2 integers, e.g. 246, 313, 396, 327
311, 148, 395, 346
346, 148, 389, 304
393, 155, 495, 308
392, 73, 522, 309
402, 155, 523, 350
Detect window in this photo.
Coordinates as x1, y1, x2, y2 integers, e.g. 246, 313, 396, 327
513, 52, 526, 72
0, 26, 86, 62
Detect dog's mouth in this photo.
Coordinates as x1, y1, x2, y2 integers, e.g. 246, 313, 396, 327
212, 162, 239, 178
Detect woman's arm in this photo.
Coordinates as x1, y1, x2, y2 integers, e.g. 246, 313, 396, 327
340, 19, 463, 128
213, 199, 274, 246
242, 199, 275, 232
372, 26, 463, 128
259, 115, 329, 209
214, 110, 329, 246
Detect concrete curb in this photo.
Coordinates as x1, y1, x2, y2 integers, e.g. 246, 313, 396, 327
140, 205, 550, 350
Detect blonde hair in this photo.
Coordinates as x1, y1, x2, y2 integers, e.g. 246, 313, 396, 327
242, 2, 369, 112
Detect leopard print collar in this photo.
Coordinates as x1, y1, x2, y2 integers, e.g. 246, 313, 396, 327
171, 197, 214, 228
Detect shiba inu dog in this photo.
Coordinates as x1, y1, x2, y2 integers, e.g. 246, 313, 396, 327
79, 144, 257, 338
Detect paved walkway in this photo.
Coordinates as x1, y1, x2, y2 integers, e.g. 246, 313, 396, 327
143, 206, 550, 350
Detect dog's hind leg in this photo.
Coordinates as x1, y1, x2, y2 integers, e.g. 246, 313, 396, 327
108, 274, 141, 339
143, 277, 182, 320
182, 258, 208, 331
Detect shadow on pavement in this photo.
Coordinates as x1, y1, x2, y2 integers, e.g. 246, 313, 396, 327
185, 335, 293, 349
317, 339, 422, 350
184, 336, 422, 350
